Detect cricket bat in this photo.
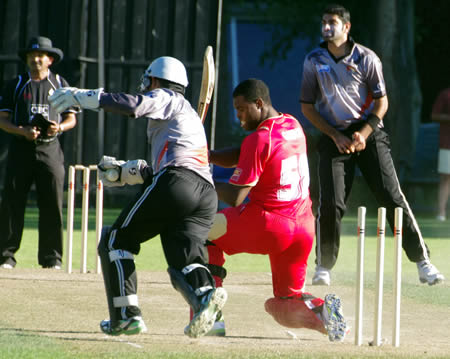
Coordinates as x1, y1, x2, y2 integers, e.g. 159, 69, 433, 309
197, 46, 215, 123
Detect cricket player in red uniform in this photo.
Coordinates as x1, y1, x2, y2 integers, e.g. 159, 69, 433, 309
207, 79, 347, 341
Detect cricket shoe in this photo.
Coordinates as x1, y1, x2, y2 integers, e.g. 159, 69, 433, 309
205, 311, 226, 336
183, 311, 226, 337
417, 260, 445, 285
0, 263, 14, 269
312, 266, 331, 286
100, 316, 148, 336
185, 287, 227, 338
322, 294, 347, 342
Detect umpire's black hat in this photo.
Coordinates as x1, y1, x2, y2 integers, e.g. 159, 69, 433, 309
18, 36, 64, 64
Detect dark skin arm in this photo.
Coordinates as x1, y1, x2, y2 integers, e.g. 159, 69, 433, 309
47, 112, 77, 136
209, 147, 241, 168
350, 96, 388, 151
0, 111, 40, 140
0, 111, 77, 139
210, 146, 249, 206
214, 181, 252, 207
301, 96, 388, 153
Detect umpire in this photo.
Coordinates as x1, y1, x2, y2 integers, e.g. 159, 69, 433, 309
0, 36, 77, 269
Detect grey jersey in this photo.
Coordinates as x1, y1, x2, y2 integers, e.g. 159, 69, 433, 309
100, 88, 213, 184
300, 39, 386, 130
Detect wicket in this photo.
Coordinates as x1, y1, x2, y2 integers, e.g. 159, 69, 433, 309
66, 165, 103, 274
355, 206, 403, 347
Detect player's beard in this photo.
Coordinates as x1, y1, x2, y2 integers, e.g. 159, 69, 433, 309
322, 24, 346, 42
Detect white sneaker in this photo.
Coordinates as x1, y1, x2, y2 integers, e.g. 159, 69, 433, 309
205, 311, 226, 336
322, 294, 347, 342
0, 263, 13, 269
184, 311, 226, 337
185, 287, 227, 338
312, 266, 331, 286
436, 215, 446, 222
100, 316, 148, 336
417, 260, 445, 285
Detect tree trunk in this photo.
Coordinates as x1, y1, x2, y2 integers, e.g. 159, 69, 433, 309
373, 0, 422, 181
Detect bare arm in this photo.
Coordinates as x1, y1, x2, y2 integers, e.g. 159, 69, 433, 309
351, 95, 389, 151
302, 96, 389, 154
301, 102, 353, 154
47, 112, 77, 137
0, 111, 40, 140
209, 147, 241, 168
214, 181, 251, 207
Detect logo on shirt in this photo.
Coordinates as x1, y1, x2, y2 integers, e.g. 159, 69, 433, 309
29, 104, 50, 123
230, 168, 242, 182
282, 128, 301, 141
316, 64, 330, 73
30, 104, 49, 116
346, 65, 357, 73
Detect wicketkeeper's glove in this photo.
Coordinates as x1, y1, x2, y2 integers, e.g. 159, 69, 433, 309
49, 87, 103, 113
98, 155, 147, 187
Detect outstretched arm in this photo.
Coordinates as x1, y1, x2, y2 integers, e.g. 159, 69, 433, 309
49, 87, 103, 113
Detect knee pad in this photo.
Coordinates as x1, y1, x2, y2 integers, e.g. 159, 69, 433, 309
208, 213, 227, 240
264, 297, 326, 334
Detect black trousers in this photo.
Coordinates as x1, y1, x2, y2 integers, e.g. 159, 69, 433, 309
315, 126, 430, 270
104, 166, 217, 320
0, 138, 65, 267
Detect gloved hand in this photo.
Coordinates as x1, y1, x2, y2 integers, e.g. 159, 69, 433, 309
49, 87, 103, 113
120, 159, 147, 185
98, 155, 147, 187
98, 156, 126, 187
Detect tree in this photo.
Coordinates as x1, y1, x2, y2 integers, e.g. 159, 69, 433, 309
373, 0, 421, 180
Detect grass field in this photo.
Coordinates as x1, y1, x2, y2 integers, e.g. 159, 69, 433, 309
0, 207, 449, 358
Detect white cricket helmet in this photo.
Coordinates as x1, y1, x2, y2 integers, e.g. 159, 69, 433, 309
139, 56, 188, 92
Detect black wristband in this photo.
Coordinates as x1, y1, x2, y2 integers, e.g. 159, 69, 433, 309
366, 113, 381, 131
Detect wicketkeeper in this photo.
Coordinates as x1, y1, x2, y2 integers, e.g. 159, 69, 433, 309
49, 56, 226, 337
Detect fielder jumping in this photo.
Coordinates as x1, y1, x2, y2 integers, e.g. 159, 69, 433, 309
49, 56, 226, 337
207, 79, 347, 342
